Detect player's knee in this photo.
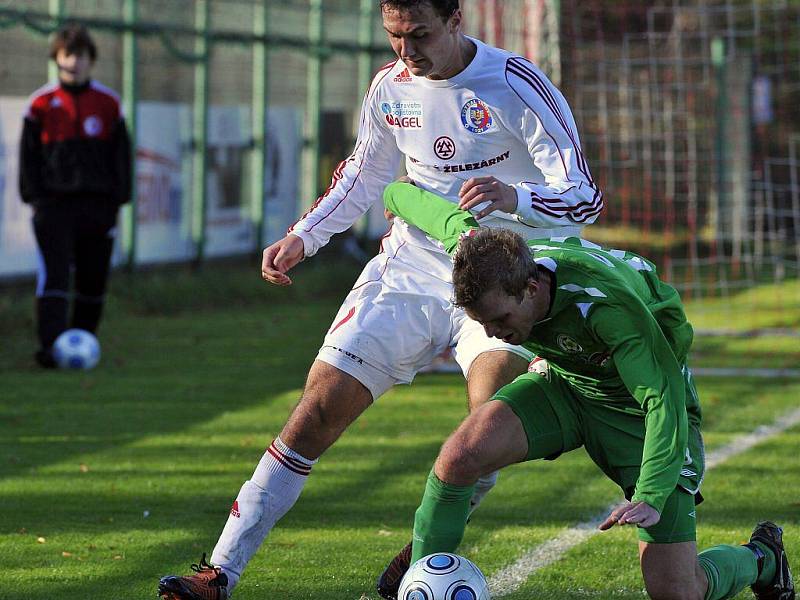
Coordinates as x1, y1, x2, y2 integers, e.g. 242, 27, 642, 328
436, 434, 484, 484
283, 367, 371, 453
290, 392, 344, 435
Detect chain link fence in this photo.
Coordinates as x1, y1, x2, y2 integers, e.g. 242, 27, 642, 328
1, 0, 798, 341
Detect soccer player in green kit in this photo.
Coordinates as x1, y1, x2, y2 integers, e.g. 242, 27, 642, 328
379, 181, 794, 600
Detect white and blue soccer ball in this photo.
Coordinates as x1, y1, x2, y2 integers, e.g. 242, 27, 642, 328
398, 553, 490, 600
53, 329, 100, 370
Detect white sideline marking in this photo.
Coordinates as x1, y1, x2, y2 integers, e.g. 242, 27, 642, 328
488, 407, 800, 597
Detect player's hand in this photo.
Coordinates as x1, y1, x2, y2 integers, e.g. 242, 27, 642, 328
458, 176, 518, 219
396, 175, 416, 186
261, 234, 305, 286
599, 501, 661, 530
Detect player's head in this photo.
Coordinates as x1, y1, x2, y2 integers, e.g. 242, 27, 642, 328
453, 229, 547, 345
50, 23, 96, 85
380, 0, 465, 79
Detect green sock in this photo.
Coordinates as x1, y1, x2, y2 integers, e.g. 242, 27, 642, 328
411, 469, 474, 563
698, 543, 769, 600
750, 541, 777, 587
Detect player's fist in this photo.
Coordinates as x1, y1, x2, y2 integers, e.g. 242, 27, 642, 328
458, 176, 518, 219
261, 234, 305, 286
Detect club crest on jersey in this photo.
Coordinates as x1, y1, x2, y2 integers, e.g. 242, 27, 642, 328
461, 98, 493, 133
557, 334, 583, 354
381, 101, 423, 129
83, 115, 103, 136
433, 136, 456, 160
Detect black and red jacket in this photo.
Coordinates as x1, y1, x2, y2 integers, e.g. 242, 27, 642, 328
19, 79, 132, 207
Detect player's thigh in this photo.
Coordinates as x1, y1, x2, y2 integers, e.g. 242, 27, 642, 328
638, 486, 698, 546
319, 256, 453, 399
465, 349, 531, 411
490, 369, 583, 462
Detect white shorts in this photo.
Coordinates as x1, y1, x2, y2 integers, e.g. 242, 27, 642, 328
316, 233, 532, 400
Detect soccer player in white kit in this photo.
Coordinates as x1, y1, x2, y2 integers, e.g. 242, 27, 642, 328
158, 1, 603, 598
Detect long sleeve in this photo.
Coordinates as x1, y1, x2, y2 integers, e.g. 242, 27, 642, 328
18, 117, 45, 204
289, 69, 403, 258
589, 299, 687, 514
505, 57, 604, 228
112, 118, 132, 205
383, 182, 479, 254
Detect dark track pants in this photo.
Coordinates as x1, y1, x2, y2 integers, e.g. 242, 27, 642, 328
32, 199, 118, 349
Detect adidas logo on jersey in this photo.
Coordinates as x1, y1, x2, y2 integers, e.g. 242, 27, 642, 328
230, 500, 241, 518
394, 68, 412, 83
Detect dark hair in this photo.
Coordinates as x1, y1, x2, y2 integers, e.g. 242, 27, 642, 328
379, 0, 459, 21
50, 23, 97, 62
453, 228, 539, 309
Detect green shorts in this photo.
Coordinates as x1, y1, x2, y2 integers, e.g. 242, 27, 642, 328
493, 365, 705, 544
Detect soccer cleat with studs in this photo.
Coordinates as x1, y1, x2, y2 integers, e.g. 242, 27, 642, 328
158, 554, 229, 600
749, 521, 795, 600
376, 541, 412, 600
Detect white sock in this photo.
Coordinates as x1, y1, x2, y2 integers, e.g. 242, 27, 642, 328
210, 437, 317, 591
468, 471, 499, 517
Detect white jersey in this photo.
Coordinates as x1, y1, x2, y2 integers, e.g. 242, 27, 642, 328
290, 37, 603, 260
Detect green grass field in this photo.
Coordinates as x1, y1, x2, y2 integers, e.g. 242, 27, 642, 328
1, 258, 798, 599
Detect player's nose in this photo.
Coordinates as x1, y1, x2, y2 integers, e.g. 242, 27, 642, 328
399, 38, 416, 58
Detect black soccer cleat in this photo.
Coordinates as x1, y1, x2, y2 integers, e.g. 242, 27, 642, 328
158, 554, 229, 600
377, 541, 413, 600
749, 521, 795, 600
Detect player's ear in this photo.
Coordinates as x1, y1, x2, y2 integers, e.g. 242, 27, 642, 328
524, 277, 539, 299
447, 9, 463, 33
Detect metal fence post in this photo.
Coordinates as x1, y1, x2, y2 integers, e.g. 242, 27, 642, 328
304, 0, 324, 204
122, 0, 138, 270
358, 0, 376, 96
193, 0, 210, 264
47, 0, 64, 81
712, 36, 728, 238
252, 0, 269, 254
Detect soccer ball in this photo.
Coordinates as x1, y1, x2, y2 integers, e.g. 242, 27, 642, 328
398, 553, 490, 600
53, 329, 100, 370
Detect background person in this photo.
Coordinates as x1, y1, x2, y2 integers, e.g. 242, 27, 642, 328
19, 22, 132, 368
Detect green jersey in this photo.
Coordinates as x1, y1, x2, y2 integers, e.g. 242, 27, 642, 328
384, 182, 700, 512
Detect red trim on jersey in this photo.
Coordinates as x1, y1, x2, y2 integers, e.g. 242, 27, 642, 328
351, 241, 406, 292
287, 62, 396, 236
505, 58, 605, 223
378, 222, 394, 253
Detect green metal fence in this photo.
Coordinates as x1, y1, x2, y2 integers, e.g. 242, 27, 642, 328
0, 0, 391, 268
